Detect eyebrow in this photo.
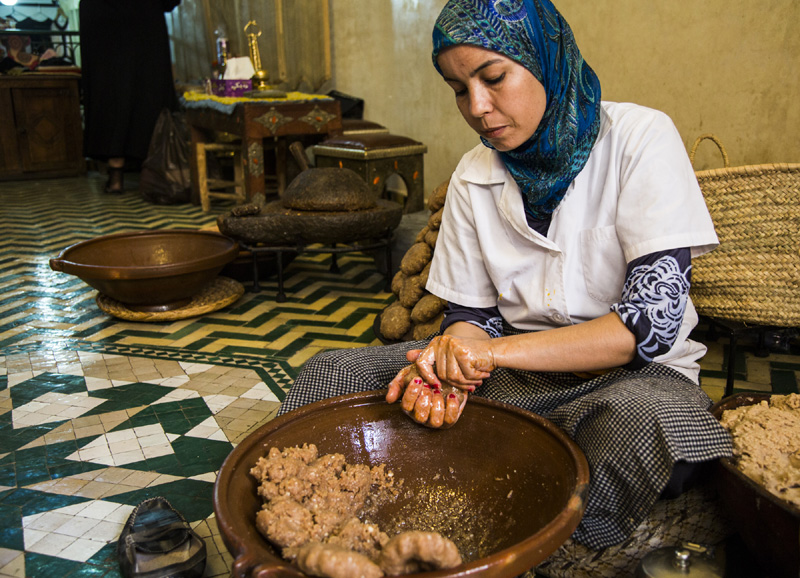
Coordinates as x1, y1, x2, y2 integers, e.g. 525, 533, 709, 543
441, 58, 505, 83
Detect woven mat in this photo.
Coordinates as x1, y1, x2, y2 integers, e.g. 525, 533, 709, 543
96, 277, 245, 322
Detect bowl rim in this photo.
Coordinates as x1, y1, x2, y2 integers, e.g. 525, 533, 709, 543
213, 390, 591, 578
710, 391, 800, 517
49, 229, 239, 280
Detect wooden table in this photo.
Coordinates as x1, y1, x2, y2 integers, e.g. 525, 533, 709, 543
184, 93, 342, 203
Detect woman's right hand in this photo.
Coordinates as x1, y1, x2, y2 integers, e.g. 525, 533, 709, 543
414, 334, 496, 390
386, 361, 468, 428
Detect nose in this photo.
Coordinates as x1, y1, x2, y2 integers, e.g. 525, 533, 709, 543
468, 85, 493, 118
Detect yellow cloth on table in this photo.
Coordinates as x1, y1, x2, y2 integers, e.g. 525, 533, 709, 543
182, 90, 331, 105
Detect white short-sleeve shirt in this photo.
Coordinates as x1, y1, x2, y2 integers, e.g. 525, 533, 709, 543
426, 102, 718, 381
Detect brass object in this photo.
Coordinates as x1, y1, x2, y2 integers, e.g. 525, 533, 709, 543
254, 107, 292, 134
299, 105, 337, 132
247, 141, 265, 177
244, 20, 270, 91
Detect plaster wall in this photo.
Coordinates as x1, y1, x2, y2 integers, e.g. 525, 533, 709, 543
330, 0, 800, 198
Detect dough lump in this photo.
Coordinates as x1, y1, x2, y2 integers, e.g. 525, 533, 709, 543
250, 443, 463, 577
720, 393, 800, 507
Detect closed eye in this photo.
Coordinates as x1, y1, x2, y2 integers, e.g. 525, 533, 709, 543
485, 73, 505, 86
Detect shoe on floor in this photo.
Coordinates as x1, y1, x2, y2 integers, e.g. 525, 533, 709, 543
117, 496, 207, 578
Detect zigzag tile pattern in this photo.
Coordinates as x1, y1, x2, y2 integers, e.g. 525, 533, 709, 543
0, 176, 393, 368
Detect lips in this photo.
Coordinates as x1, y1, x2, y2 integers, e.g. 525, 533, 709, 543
482, 126, 506, 139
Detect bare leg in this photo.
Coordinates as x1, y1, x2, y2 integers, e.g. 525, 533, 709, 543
105, 157, 125, 194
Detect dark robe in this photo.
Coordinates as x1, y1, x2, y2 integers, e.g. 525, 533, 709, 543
79, 0, 180, 162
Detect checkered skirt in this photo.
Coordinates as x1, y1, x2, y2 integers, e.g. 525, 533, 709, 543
278, 337, 733, 549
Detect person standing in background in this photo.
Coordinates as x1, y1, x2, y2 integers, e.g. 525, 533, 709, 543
79, 0, 180, 194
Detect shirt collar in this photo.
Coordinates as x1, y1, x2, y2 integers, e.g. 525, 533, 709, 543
459, 102, 612, 186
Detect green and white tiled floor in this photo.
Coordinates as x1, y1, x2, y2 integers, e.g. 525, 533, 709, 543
0, 173, 797, 577
0, 173, 394, 577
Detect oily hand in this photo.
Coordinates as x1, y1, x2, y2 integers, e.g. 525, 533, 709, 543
414, 334, 496, 390
386, 363, 467, 429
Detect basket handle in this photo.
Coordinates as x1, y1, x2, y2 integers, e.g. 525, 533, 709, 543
689, 134, 730, 168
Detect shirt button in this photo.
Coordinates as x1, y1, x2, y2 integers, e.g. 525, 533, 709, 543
552, 312, 565, 323
549, 250, 559, 257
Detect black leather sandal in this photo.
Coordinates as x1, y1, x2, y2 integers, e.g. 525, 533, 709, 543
105, 166, 125, 194
117, 497, 207, 578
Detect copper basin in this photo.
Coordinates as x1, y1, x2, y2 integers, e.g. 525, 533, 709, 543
49, 229, 239, 312
214, 391, 590, 578
710, 393, 800, 578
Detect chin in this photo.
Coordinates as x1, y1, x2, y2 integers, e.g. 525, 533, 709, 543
488, 140, 517, 152
483, 134, 527, 152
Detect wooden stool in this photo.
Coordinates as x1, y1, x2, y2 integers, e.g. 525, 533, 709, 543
196, 142, 245, 212
313, 133, 427, 213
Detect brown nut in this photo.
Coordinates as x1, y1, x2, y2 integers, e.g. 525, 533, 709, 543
399, 242, 432, 276
413, 312, 444, 340
427, 207, 444, 230
424, 228, 438, 248
411, 294, 448, 323
398, 275, 425, 308
380, 302, 412, 341
427, 178, 450, 213
418, 261, 432, 287
391, 270, 405, 296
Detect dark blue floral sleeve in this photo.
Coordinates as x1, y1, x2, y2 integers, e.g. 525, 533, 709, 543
441, 302, 504, 338
611, 248, 692, 369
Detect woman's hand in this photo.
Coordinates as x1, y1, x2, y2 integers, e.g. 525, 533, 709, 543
386, 362, 468, 428
414, 334, 496, 390
385, 332, 495, 428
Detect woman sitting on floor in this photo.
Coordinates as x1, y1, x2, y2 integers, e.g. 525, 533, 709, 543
279, 0, 733, 550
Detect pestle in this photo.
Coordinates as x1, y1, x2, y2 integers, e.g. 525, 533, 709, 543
289, 141, 312, 171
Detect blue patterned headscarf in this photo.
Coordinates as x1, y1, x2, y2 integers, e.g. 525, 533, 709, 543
432, 0, 601, 220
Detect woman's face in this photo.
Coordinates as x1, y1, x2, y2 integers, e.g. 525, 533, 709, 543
437, 44, 546, 152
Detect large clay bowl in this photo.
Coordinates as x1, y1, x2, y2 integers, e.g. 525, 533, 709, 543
710, 392, 800, 578
214, 391, 590, 578
49, 229, 239, 312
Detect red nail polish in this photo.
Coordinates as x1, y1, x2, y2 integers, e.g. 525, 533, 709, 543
448, 393, 456, 399
423, 383, 431, 389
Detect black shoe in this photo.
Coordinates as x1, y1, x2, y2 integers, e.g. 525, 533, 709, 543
105, 166, 125, 194
117, 497, 207, 578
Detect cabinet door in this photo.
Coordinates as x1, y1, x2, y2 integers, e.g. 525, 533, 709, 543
0, 87, 22, 175
13, 82, 83, 174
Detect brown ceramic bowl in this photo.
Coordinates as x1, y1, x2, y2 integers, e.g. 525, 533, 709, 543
49, 229, 239, 312
710, 392, 800, 578
214, 390, 590, 578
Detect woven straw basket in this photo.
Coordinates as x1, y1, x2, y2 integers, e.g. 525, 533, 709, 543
689, 134, 800, 327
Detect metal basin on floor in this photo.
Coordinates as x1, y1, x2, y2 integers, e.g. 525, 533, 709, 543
49, 229, 239, 312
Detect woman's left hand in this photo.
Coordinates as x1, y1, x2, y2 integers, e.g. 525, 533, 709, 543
386, 362, 468, 428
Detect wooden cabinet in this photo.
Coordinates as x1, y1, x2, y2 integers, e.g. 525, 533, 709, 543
0, 74, 85, 180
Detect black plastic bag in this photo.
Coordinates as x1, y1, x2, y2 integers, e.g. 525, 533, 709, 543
140, 109, 192, 205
